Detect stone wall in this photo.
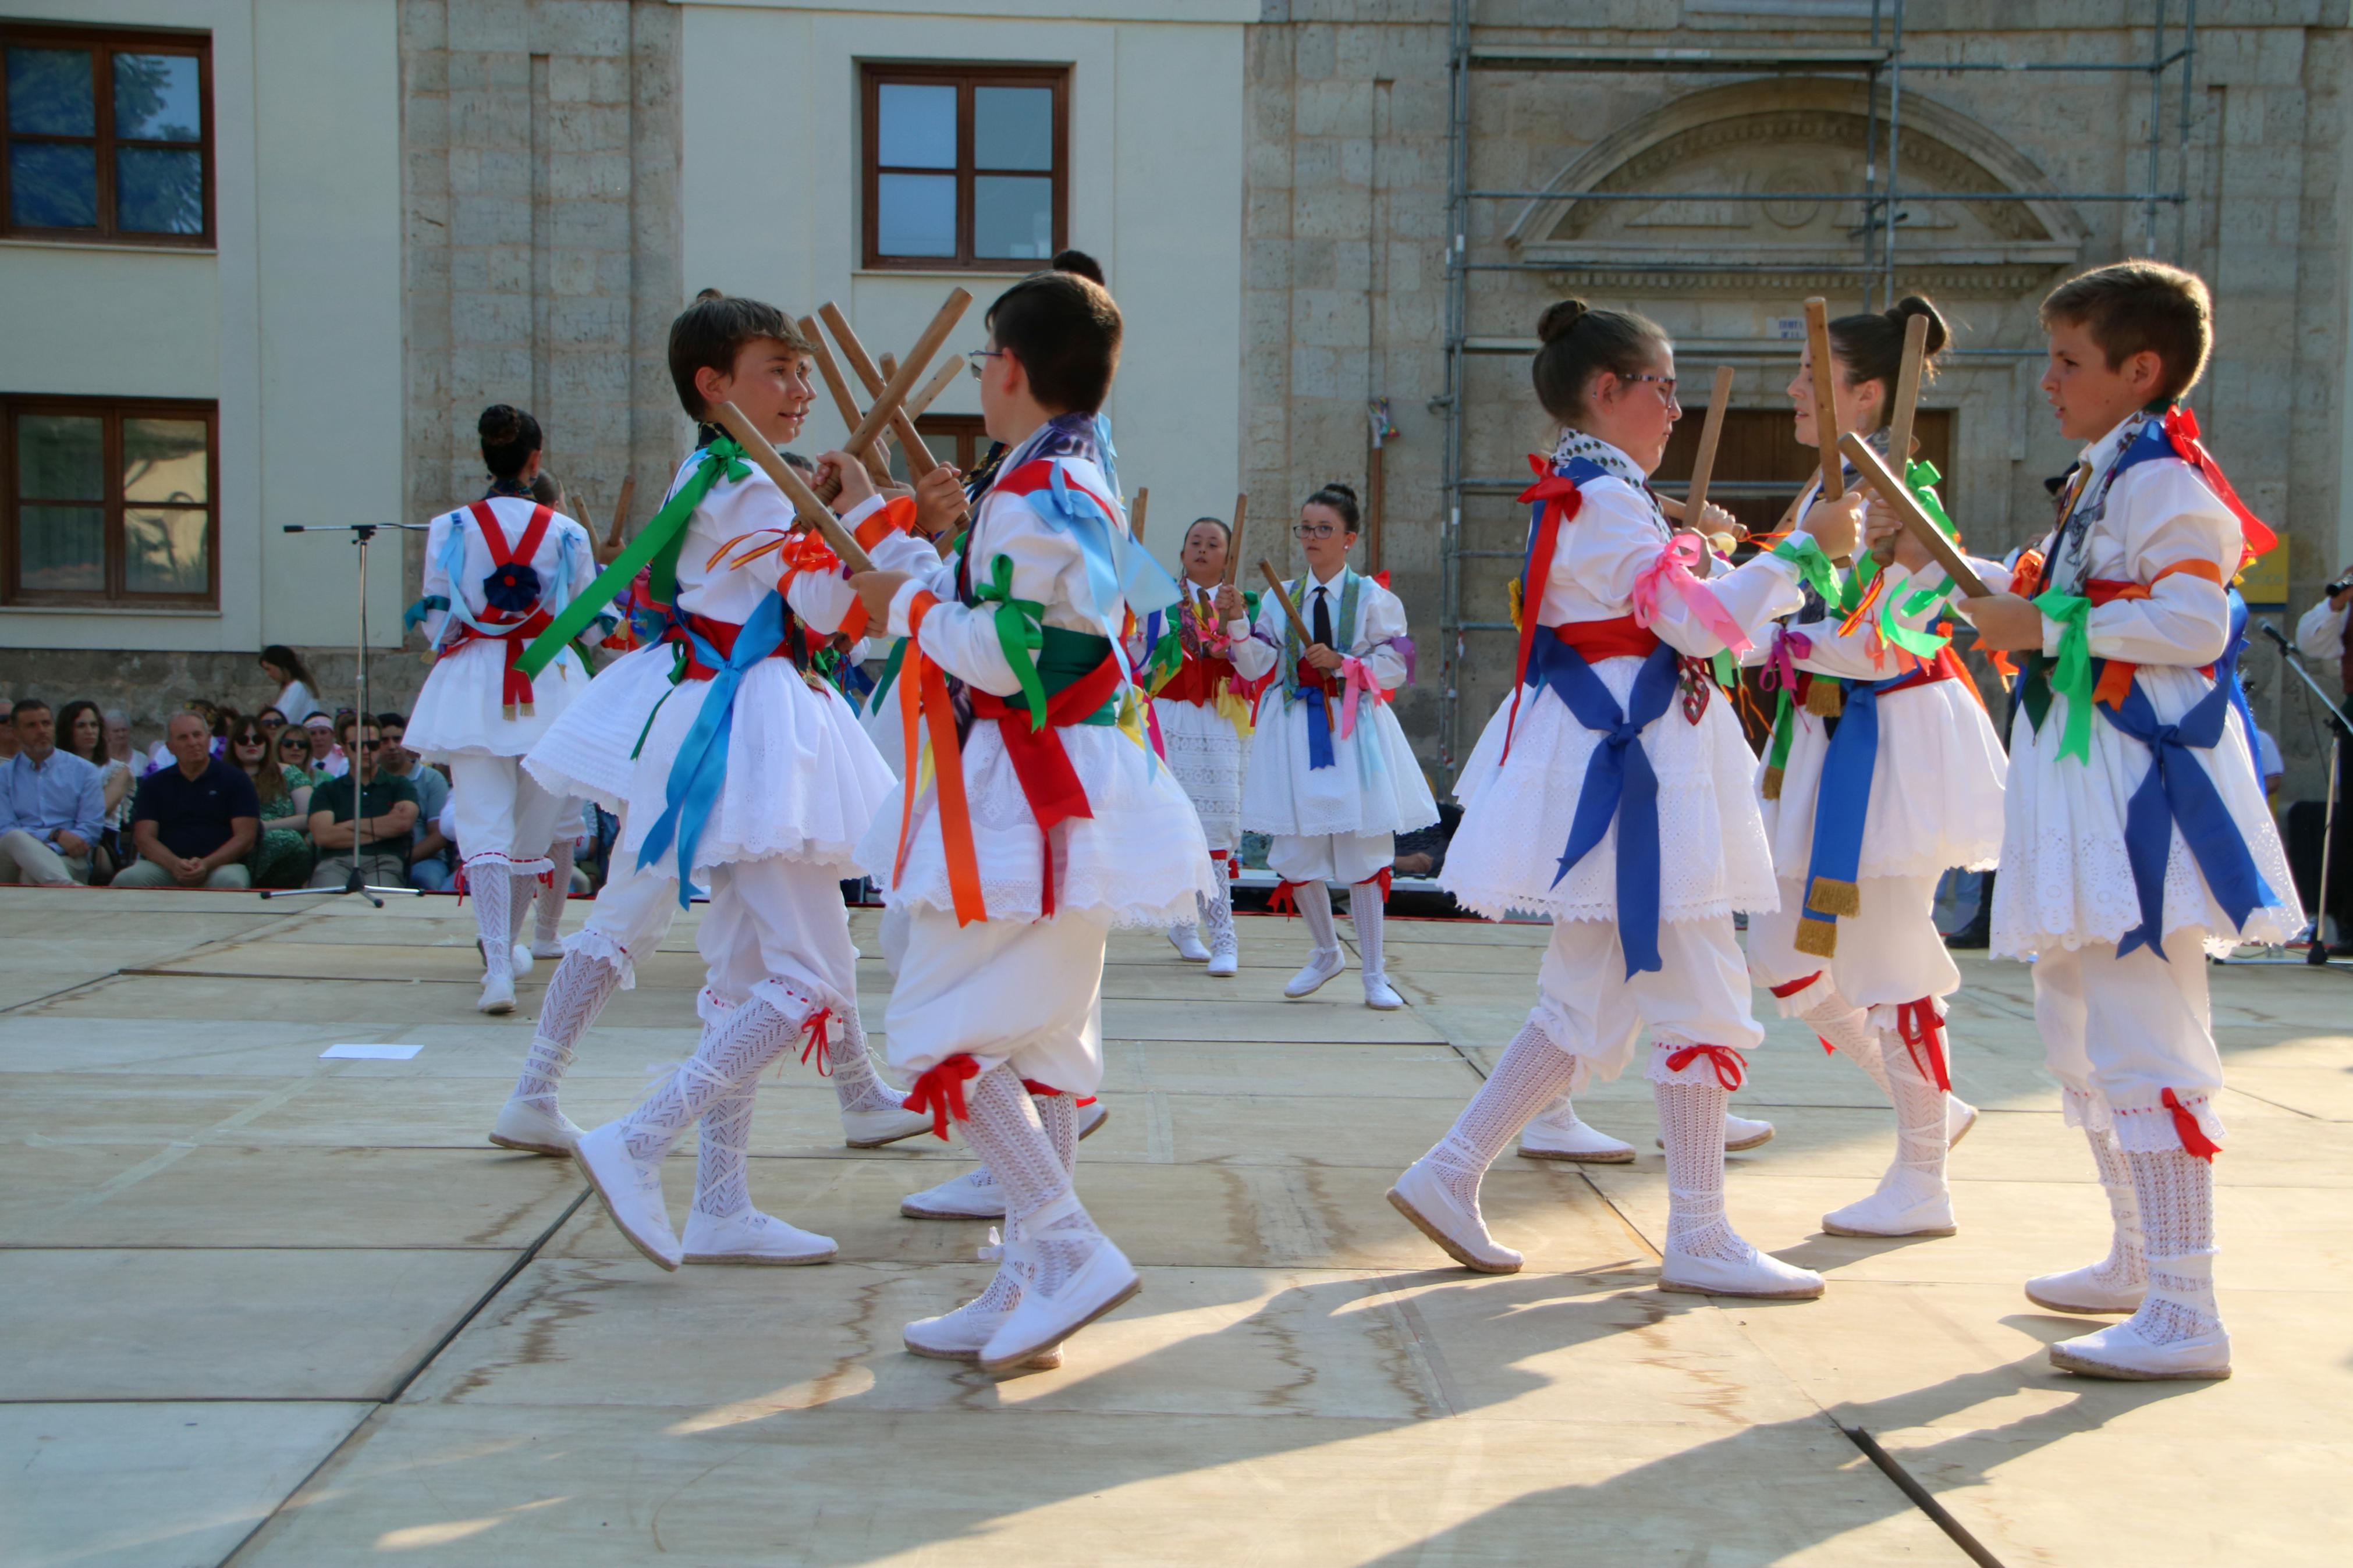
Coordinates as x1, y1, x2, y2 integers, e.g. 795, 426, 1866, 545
1244, 1, 2353, 791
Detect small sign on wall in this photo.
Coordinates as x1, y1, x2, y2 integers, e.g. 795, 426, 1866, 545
2240, 536, 2290, 608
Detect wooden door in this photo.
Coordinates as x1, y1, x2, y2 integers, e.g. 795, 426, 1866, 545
1653, 407, 1952, 540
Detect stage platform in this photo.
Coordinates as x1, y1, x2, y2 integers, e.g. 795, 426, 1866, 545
4, 887, 2350, 1566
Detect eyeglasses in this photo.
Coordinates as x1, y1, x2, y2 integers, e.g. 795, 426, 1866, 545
1294, 524, 1341, 540
966, 346, 1006, 380
358, 740, 382, 752
1622, 372, 1678, 404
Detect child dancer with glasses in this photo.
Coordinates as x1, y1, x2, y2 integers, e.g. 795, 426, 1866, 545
1227, 485, 1436, 1009
1396, 298, 1861, 1297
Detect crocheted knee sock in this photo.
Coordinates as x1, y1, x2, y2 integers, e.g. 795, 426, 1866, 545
471, 869, 511, 983
1882, 1024, 1948, 1192
2125, 1147, 2221, 1342
690, 1083, 758, 1221
1424, 1020, 1581, 1209
511, 949, 624, 1108
1655, 1079, 1745, 1262
508, 870, 536, 944
535, 839, 574, 945
826, 1000, 903, 1115
957, 1065, 1103, 1297
1199, 861, 1236, 952
1296, 879, 1339, 957
1352, 879, 1389, 980
1799, 986, 1891, 1098
2069, 1089, 2148, 1294
620, 995, 805, 1163
965, 1087, 1083, 1317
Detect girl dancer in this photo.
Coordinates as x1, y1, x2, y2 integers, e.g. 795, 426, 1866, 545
1135, 515, 1258, 976
1744, 297, 2006, 1238
1228, 486, 1436, 1009
406, 406, 604, 1014
1395, 299, 1860, 1296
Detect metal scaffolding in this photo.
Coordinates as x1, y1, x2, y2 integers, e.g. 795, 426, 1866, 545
1433, 0, 2199, 786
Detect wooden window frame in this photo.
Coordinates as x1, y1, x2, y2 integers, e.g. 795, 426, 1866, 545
861, 62, 1068, 272
914, 413, 989, 476
1, 23, 214, 247
3, 393, 219, 609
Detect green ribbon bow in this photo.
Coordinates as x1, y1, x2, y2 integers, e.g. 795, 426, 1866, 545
1773, 534, 1841, 605
973, 553, 1049, 731
517, 438, 750, 681
2031, 589, 2096, 763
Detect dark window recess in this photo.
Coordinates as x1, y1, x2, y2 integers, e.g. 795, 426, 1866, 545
5, 396, 218, 607
863, 63, 1066, 271
2, 24, 212, 244
889, 414, 990, 482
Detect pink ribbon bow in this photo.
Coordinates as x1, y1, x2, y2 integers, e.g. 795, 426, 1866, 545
1761, 625, 1811, 693
1336, 654, 1379, 740
1632, 534, 1753, 657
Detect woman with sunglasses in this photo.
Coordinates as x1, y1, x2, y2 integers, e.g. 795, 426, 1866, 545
227, 720, 316, 888
1227, 483, 1436, 1011
273, 727, 315, 786
1393, 297, 1862, 1300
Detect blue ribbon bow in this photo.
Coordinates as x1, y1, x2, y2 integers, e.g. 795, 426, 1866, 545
634, 591, 789, 905
1304, 682, 1335, 770
1528, 635, 1681, 977
2097, 669, 2277, 959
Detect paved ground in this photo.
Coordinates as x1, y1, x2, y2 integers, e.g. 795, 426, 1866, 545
3, 887, 2350, 1567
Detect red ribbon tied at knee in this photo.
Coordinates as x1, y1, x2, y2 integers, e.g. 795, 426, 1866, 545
904, 1054, 982, 1140
1894, 1000, 1952, 1093
797, 1007, 833, 1076
2162, 1088, 2223, 1162
1664, 1043, 1747, 1091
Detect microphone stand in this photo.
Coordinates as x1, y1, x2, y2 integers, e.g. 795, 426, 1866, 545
262, 523, 432, 906
2258, 618, 2352, 963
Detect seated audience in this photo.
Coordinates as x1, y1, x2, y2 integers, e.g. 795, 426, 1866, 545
304, 713, 349, 778
100, 709, 139, 870
375, 711, 455, 891
306, 719, 416, 890
274, 726, 316, 787
0, 698, 104, 886
55, 700, 130, 880
116, 713, 259, 888
226, 717, 315, 888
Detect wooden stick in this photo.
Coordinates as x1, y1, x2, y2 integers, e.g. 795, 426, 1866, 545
1803, 298, 1844, 505
1870, 311, 1934, 568
1682, 364, 1736, 523
1257, 558, 1333, 727
818, 299, 957, 479
712, 400, 877, 575
909, 355, 964, 419
1838, 433, 1992, 598
601, 474, 636, 553
1222, 493, 1249, 585
1130, 487, 1149, 545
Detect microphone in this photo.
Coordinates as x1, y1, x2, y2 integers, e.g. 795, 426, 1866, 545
2259, 619, 2292, 652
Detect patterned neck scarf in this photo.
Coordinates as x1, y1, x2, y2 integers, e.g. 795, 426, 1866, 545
1551, 429, 1667, 538
2047, 409, 2157, 596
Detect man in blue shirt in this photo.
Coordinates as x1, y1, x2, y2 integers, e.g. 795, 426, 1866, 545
115, 713, 260, 889
0, 699, 104, 886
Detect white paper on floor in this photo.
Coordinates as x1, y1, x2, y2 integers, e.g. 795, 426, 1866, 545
321, 1043, 421, 1060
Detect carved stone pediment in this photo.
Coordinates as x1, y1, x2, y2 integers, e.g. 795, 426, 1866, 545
1507, 77, 2088, 297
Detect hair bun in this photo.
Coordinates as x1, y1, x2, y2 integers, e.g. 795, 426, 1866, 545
478, 403, 524, 444
1051, 248, 1106, 286
1319, 481, 1358, 505
1536, 298, 1591, 346
1888, 294, 1951, 357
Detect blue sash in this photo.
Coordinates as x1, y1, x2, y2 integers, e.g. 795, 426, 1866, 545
2096, 667, 2278, 959
635, 591, 789, 905
1793, 668, 1924, 955
1527, 635, 1681, 977
2216, 588, 2262, 794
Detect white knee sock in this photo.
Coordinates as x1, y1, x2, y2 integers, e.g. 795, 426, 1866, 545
1199, 860, 1236, 953
1296, 879, 1339, 957
619, 996, 805, 1163
511, 951, 625, 1107
471, 869, 512, 983
1797, 985, 1891, 1097
2125, 1147, 2221, 1342
508, 870, 536, 944
968, 1087, 1082, 1316
1424, 1021, 1581, 1208
2068, 1089, 2147, 1293
691, 1083, 758, 1220
1655, 1079, 1744, 1261
957, 1065, 1103, 1297
535, 841, 574, 945
1882, 1024, 1949, 1194
1352, 879, 1388, 980
826, 1001, 902, 1115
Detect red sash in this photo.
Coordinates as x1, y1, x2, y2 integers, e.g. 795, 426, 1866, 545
1549, 614, 1662, 664
1158, 650, 1238, 707
660, 610, 806, 681
966, 653, 1126, 918
442, 501, 556, 714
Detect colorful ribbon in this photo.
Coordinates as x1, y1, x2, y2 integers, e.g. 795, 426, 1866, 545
1663, 1043, 1747, 1091
1894, 1000, 1952, 1092
633, 589, 787, 905
1503, 454, 1587, 761
903, 1054, 981, 1140
1633, 534, 1752, 657
2162, 1087, 2223, 1161
2031, 589, 2096, 763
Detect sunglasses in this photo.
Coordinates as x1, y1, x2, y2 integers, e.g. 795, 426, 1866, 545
234, 736, 265, 747
358, 740, 382, 751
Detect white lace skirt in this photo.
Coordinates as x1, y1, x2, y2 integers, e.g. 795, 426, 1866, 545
1152, 696, 1245, 851
405, 638, 592, 760
1992, 665, 2300, 958
1444, 659, 1779, 923
1240, 689, 1438, 838
857, 721, 1217, 928
526, 645, 895, 874
860, 680, 907, 781
1759, 677, 2007, 880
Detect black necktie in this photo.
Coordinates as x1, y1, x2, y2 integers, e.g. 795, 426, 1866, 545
1311, 585, 1333, 648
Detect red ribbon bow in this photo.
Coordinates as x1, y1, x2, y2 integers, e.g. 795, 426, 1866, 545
903, 1054, 982, 1140
1503, 456, 1586, 762
1762, 627, 1811, 695
1894, 1000, 1952, 1093
2163, 406, 2276, 564
1664, 1043, 1747, 1091
2162, 1087, 2223, 1161
796, 1007, 833, 1076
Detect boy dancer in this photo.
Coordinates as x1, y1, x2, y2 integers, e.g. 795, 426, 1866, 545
849, 269, 1212, 1370
406, 406, 605, 1015
508, 297, 935, 1265
1924, 261, 2294, 1378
